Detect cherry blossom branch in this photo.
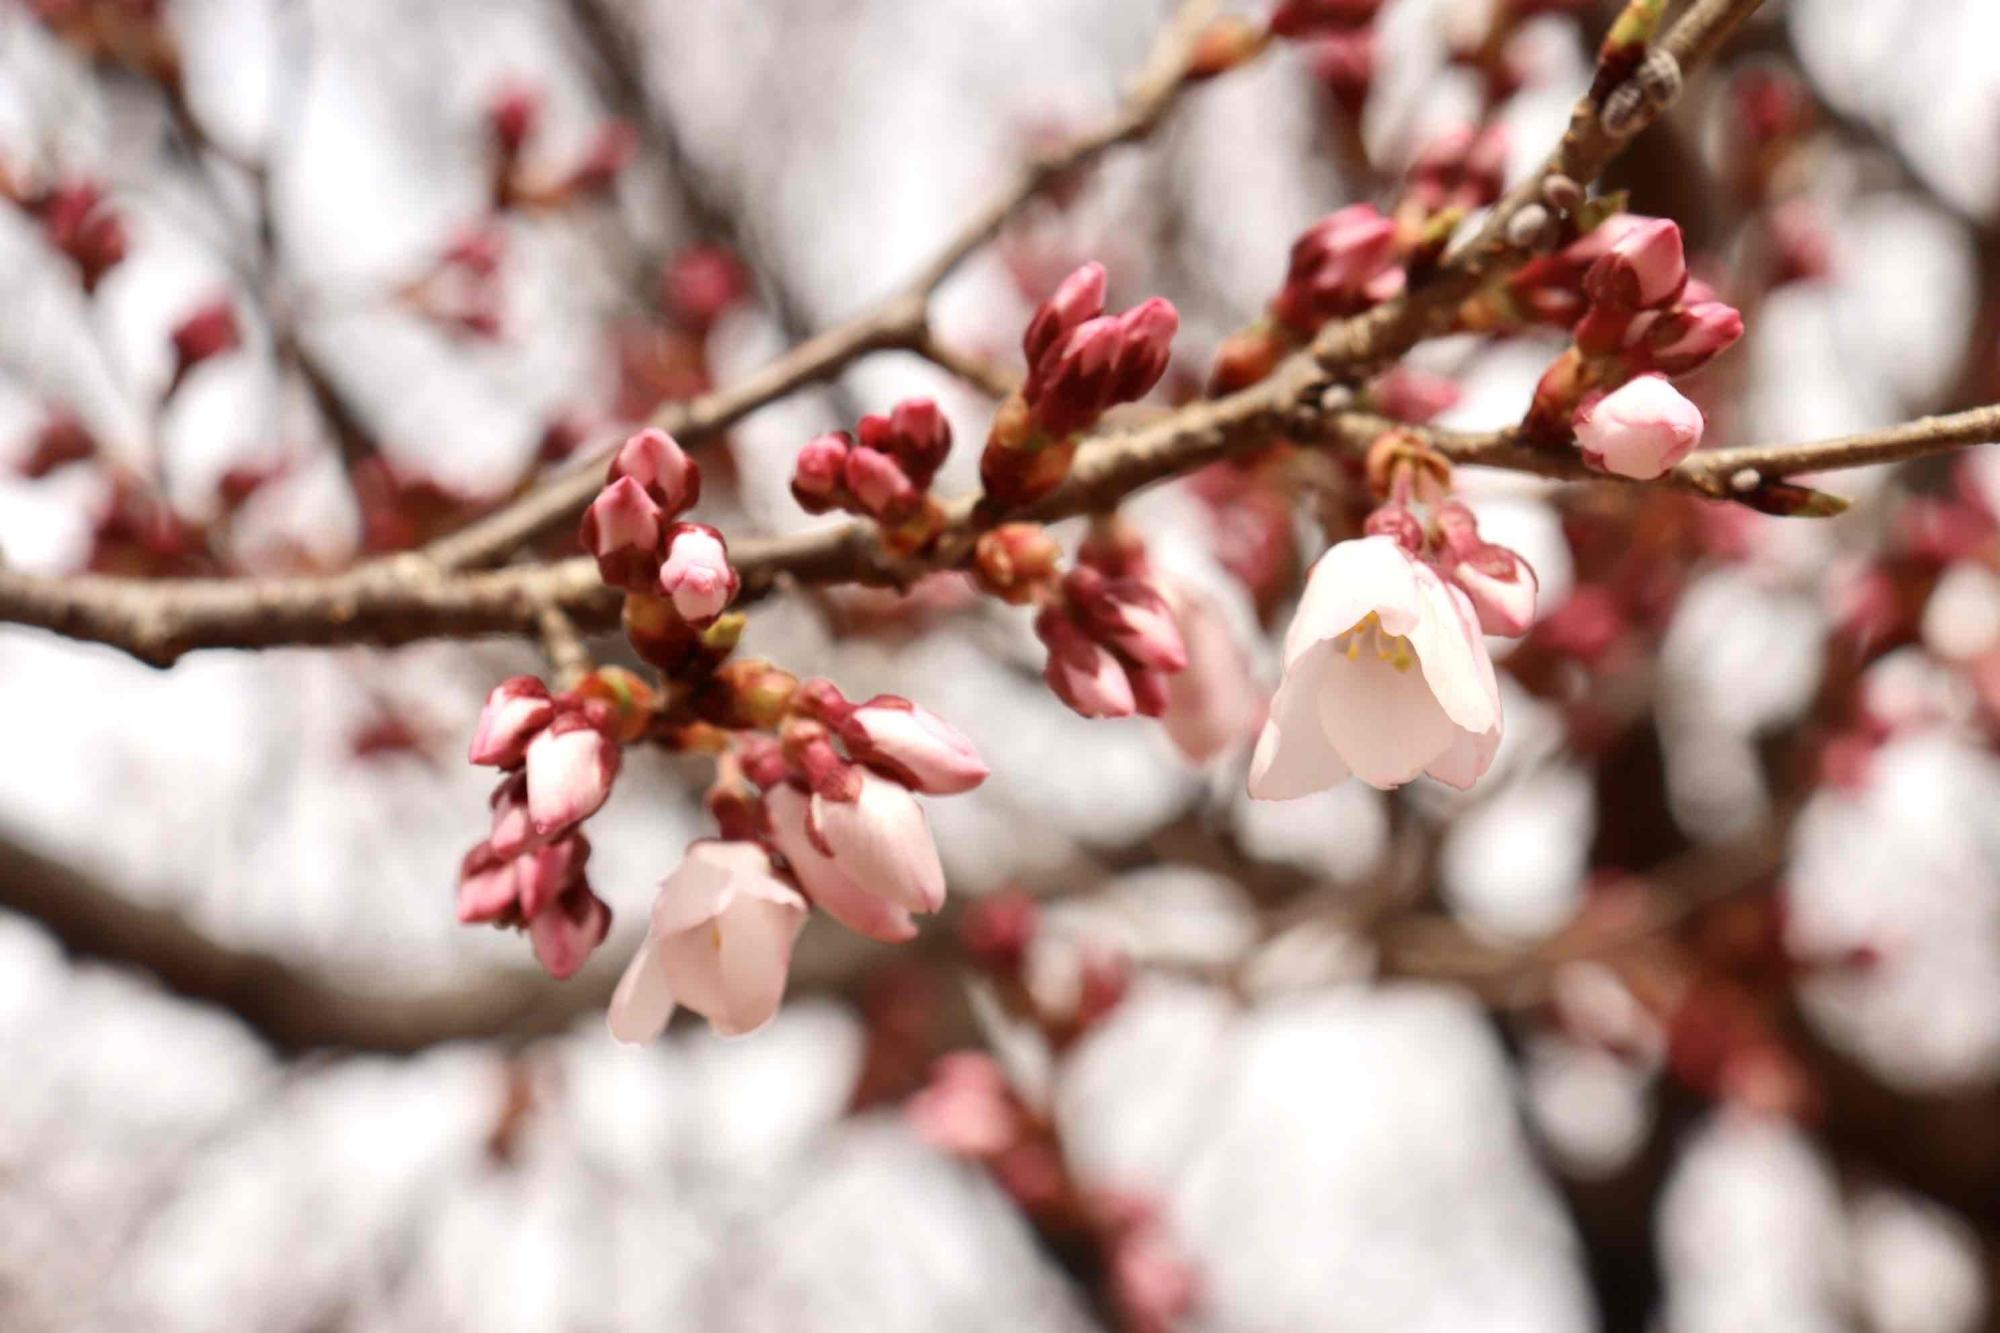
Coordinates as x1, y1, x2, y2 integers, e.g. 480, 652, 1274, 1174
421, 0, 1227, 572
1306, 0, 1769, 381
10, 378, 1996, 663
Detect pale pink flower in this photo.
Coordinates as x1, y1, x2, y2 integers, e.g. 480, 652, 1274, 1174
766, 784, 919, 942
1250, 535, 1501, 795
524, 711, 620, 834
1435, 503, 1539, 637
1158, 582, 1262, 763
657, 523, 738, 625
1573, 374, 1704, 480
467, 676, 554, 767
608, 840, 808, 1041
839, 696, 990, 795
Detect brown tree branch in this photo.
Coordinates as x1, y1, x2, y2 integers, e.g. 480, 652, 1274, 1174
5, 382, 1997, 664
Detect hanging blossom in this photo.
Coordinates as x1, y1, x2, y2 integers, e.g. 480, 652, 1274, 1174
608, 678, 988, 1042
1250, 438, 1533, 796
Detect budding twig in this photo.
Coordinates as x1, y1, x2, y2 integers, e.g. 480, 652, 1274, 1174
421, 0, 1229, 572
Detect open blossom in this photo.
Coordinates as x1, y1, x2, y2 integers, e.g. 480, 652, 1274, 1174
836, 696, 990, 795
658, 523, 738, 624
766, 783, 921, 942
1574, 373, 1704, 480
608, 840, 808, 1041
1250, 535, 1501, 795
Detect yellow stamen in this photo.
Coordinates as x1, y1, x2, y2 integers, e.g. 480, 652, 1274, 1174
1333, 611, 1418, 673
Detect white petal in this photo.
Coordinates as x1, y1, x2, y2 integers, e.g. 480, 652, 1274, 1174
1317, 649, 1459, 789
1406, 566, 1502, 733
1248, 643, 1350, 799
711, 894, 806, 1037
1424, 723, 1502, 789
1283, 536, 1425, 667
607, 939, 677, 1044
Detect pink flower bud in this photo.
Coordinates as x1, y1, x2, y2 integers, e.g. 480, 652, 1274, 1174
1106, 297, 1179, 403
1066, 567, 1189, 673
1573, 373, 1704, 480
1036, 606, 1139, 719
765, 782, 918, 943
860, 397, 952, 489
907, 1052, 1022, 1158
662, 243, 748, 331
169, 297, 241, 380
1434, 503, 1539, 637
1273, 204, 1400, 331
839, 696, 990, 795
515, 831, 591, 919
1632, 298, 1745, 376
843, 444, 921, 520
524, 710, 620, 834
807, 769, 948, 914
658, 522, 738, 625
529, 882, 611, 981
1585, 217, 1687, 312
580, 475, 665, 590
468, 675, 555, 767
791, 431, 852, 513
1023, 261, 1107, 372
487, 81, 542, 158
608, 426, 700, 514
1369, 366, 1460, 423
456, 844, 521, 925
1128, 666, 1173, 718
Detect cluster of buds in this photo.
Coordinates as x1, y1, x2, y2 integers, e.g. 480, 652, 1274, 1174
3, 174, 129, 292
581, 427, 739, 626
1514, 217, 1743, 475
1031, 524, 1191, 720
607, 682, 989, 1040
981, 262, 1178, 510
1210, 204, 1403, 394
791, 397, 953, 551
397, 222, 507, 340
459, 673, 650, 979
483, 80, 636, 212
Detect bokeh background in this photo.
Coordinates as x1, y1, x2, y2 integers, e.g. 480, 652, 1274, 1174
3, 0, 1999, 1329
